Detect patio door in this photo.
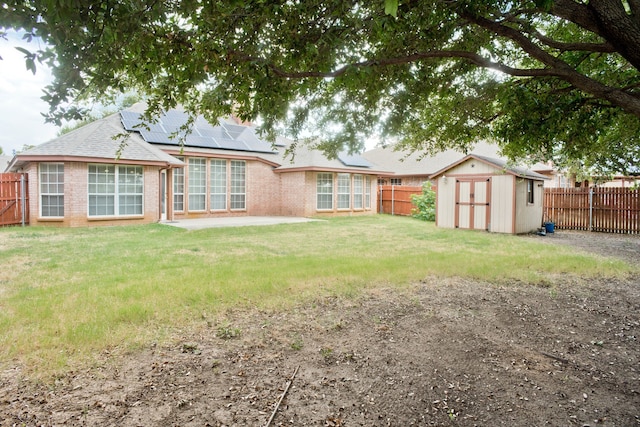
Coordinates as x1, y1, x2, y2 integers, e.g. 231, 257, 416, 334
455, 178, 491, 230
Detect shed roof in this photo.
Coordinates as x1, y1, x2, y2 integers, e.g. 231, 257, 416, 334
361, 141, 502, 177
429, 154, 549, 180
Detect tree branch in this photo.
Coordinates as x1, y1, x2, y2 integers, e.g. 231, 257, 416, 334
460, 10, 640, 117
227, 49, 556, 79
530, 30, 616, 53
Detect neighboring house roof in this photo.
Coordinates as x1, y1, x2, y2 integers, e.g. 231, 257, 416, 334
361, 141, 503, 178
429, 154, 550, 181
269, 136, 387, 175
8, 113, 184, 172
0, 155, 12, 172
362, 141, 554, 179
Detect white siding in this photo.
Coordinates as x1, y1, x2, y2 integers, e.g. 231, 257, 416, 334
445, 160, 497, 176
489, 175, 514, 233
435, 175, 456, 228
514, 178, 544, 233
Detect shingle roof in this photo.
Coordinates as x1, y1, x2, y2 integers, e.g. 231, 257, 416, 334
268, 136, 388, 174
0, 155, 12, 172
430, 154, 549, 180
9, 113, 183, 170
361, 141, 502, 176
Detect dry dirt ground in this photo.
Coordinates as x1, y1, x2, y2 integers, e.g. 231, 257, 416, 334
1, 231, 639, 427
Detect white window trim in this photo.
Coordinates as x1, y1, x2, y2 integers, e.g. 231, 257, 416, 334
173, 157, 185, 212
230, 160, 246, 211
188, 158, 207, 212
316, 173, 334, 211
210, 158, 228, 211
87, 164, 144, 218
39, 163, 64, 218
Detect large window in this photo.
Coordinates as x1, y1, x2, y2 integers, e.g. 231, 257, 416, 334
337, 173, 351, 209
118, 166, 144, 215
188, 158, 206, 211
40, 163, 64, 217
173, 158, 184, 212
353, 175, 364, 209
210, 159, 227, 210
316, 173, 373, 211
88, 164, 143, 216
317, 173, 333, 210
230, 160, 246, 210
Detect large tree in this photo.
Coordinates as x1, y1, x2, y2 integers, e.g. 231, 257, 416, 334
1, 0, 639, 173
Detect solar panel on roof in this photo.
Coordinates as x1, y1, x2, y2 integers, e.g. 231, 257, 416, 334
185, 135, 220, 148
337, 152, 372, 168
140, 131, 179, 145
222, 123, 245, 139
119, 110, 275, 153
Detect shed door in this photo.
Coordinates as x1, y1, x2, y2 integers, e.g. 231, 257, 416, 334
455, 178, 491, 230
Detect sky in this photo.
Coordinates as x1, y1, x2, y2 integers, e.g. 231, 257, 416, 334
0, 31, 59, 156
0, 31, 380, 158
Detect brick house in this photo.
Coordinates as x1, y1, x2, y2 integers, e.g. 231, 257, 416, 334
5, 106, 384, 227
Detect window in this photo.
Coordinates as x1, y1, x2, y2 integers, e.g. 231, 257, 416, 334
88, 165, 115, 216
40, 163, 64, 217
230, 160, 246, 210
527, 179, 535, 204
317, 173, 333, 210
337, 173, 351, 209
188, 158, 206, 211
390, 178, 402, 186
353, 174, 364, 209
118, 166, 144, 215
210, 159, 227, 210
365, 176, 371, 209
88, 164, 143, 216
173, 158, 184, 211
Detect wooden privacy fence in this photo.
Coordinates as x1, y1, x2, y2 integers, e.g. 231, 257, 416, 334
378, 185, 423, 216
0, 173, 29, 226
544, 187, 639, 234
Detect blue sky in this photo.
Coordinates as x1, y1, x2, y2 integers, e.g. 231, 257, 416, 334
0, 31, 59, 156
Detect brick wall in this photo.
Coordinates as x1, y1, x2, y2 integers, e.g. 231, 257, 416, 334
28, 161, 161, 227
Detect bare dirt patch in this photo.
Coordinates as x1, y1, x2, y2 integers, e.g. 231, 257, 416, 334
1, 231, 639, 427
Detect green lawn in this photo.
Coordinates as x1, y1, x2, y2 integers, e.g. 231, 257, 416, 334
0, 216, 632, 376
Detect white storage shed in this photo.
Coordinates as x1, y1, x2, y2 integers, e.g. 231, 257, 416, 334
429, 154, 548, 234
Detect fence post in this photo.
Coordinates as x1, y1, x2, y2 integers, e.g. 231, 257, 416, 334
20, 174, 26, 227
588, 187, 593, 232
379, 186, 383, 213
391, 185, 395, 216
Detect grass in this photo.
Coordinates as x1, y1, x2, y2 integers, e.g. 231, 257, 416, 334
0, 215, 633, 376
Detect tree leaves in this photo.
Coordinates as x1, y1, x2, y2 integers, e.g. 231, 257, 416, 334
14, 46, 36, 74
385, 0, 398, 17
1, 0, 639, 172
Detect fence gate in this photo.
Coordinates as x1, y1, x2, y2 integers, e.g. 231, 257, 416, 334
378, 185, 422, 216
0, 173, 29, 226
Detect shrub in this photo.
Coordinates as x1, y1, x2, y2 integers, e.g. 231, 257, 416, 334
411, 181, 436, 221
